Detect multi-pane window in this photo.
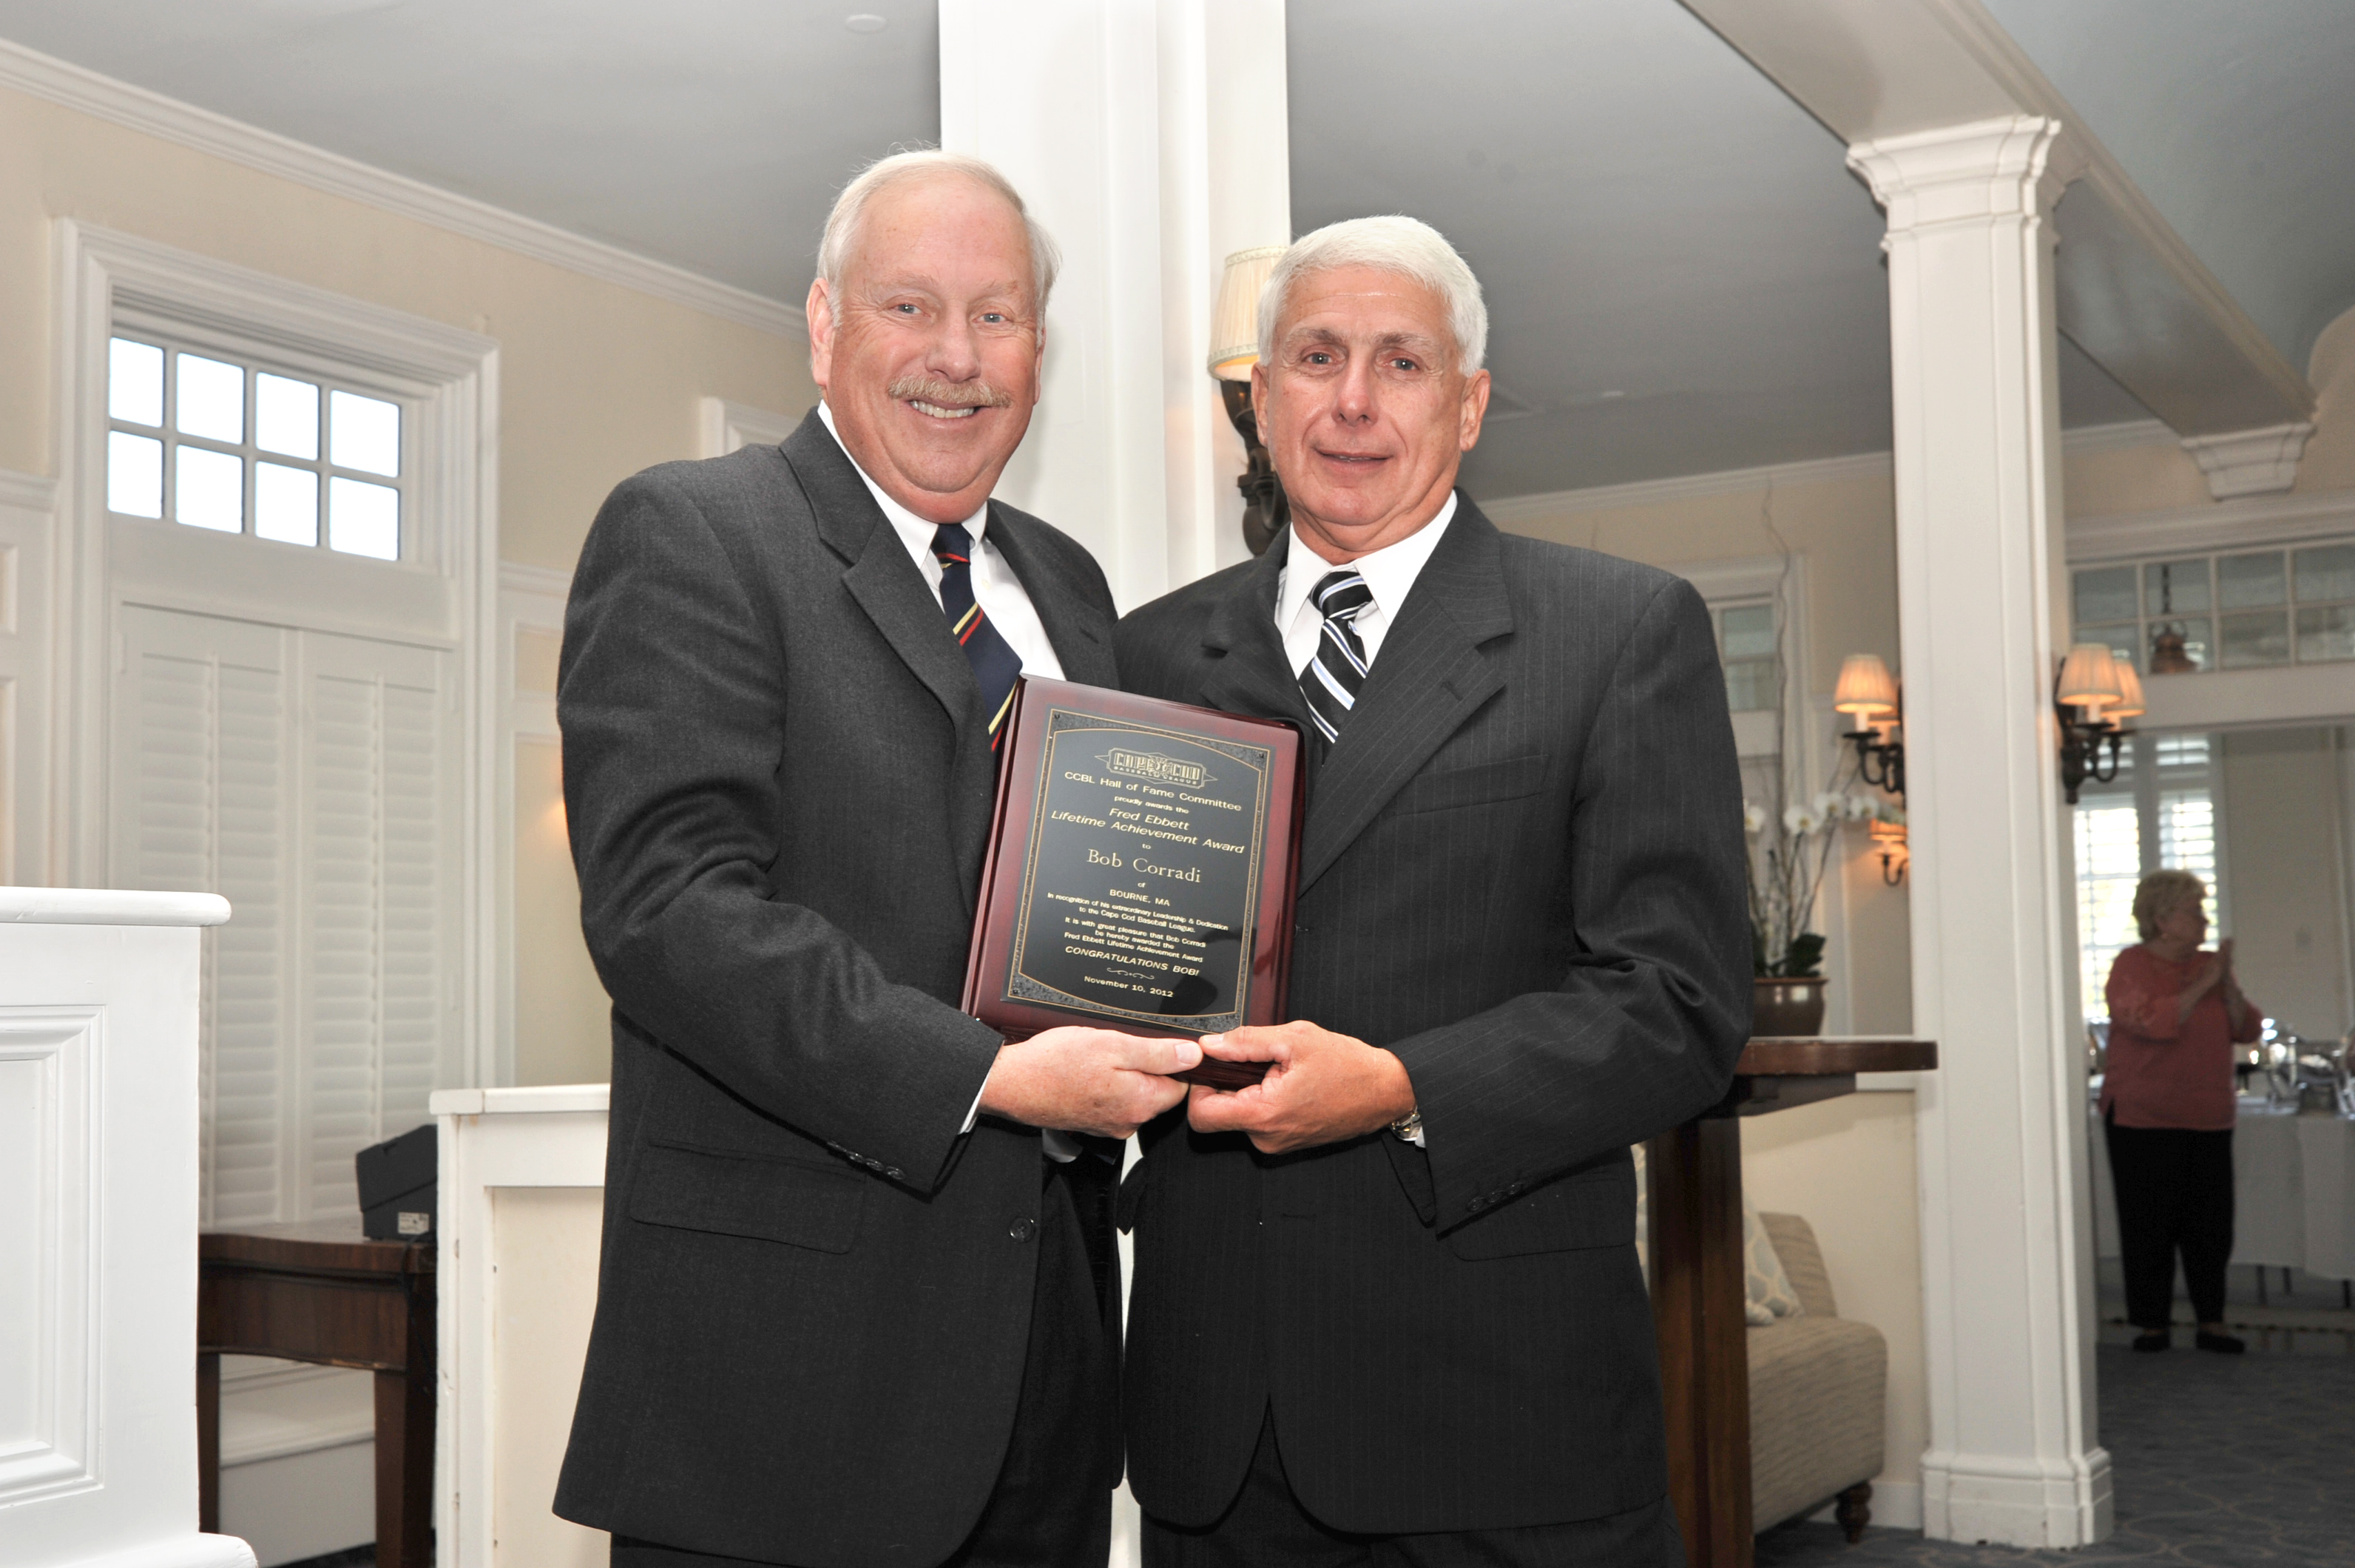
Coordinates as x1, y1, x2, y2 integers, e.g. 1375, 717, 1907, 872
105, 334, 407, 561
2072, 542, 2355, 675
1714, 599, 1777, 712
2075, 732, 2223, 1026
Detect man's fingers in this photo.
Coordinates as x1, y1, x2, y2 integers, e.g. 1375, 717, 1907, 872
1119, 1034, 1204, 1076
1199, 1027, 1287, 1062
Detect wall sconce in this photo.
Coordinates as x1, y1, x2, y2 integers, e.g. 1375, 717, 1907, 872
1833, 652, 1905, 797
1868, 817, 1909, 886
1209, 246, 1290, 556
2055, 642, 2142, 804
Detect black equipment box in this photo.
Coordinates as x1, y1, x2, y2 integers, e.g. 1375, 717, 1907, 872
356, 1122, 437, 1242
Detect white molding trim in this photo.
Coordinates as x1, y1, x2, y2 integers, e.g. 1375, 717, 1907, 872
2179, 422, 2317, 501
499, 561, 573, 601
2066, 487, 2355, 564
1480, 422, 2175, 525
0, 888, 229, 926
0, 36, 803, 341
0, 468, 58, 513
2058, 418, 2173, 455
697, 396, 803, 459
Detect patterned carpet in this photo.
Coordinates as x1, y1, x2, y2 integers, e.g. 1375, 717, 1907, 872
1756, 1339, 2355, 1567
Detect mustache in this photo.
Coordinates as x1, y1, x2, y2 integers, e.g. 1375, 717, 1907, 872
888, 376, 1013, 410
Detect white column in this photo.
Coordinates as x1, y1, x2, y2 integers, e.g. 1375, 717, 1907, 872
1845, 116, 2110, 1549
0, 887, 252, 1568
939, 0, 1289, 611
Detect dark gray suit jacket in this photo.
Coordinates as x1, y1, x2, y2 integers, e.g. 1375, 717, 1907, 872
1115, 499, 1750, 1533
551, 412, 1120, 1566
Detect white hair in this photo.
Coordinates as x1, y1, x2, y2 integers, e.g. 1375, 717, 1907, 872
815, 149, 1060, 322
1257, 214, 1488, 374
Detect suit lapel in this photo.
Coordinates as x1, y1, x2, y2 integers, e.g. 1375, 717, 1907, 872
1200, 538, 1313, 731
783, 411, 983, 740
1297, 498, 1515, 892
987, 501, 1115, 688
780, 412, 999, 911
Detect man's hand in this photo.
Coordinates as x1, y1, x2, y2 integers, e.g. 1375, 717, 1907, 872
978, 1027, 1201, 1139
1185, 1021, 1416, 1155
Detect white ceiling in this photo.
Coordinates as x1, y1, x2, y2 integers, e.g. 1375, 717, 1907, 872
1981, 0, 2355, 376
0, 0, 2342, 499
0, 0, 940, 298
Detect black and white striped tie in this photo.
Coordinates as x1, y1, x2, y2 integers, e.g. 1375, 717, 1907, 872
1298, 569, 1374, 744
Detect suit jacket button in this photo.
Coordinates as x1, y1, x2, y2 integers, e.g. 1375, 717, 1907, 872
1467, 1196, 1487, 1212
1009, 1217, 1038, 1242
885, 1166, 905, 1181
1507, 1181, 1526, 1195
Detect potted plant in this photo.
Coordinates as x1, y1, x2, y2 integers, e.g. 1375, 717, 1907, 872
1743, 791, 1891, 1035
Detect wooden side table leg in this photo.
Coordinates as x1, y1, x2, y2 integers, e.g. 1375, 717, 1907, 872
1647, 1117, 1755, 1568
197, 1351, 220, 1534
376, 1364, 435, 1568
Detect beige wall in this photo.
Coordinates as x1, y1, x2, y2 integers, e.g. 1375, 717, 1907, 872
1743, 1091, 1926, 1493
1487, 463, 1913, 1035
2220, 726, 2355, 1041
0, 81, 821, 1088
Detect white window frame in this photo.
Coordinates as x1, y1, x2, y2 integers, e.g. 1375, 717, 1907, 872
50, 221, 501, 1092
2067, 488, 2355, 733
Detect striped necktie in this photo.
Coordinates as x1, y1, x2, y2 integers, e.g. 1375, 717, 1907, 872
932, 521, 1026, 749
1298, 568, 1375, 745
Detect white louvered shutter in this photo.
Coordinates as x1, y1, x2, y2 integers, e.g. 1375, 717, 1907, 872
116, 607, 291, 1229
301, 632, 450, 1216
115, 609, 457, 1224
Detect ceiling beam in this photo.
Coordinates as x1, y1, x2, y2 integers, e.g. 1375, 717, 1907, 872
1677, 0, 2314, 436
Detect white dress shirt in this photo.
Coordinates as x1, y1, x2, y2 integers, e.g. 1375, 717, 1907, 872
1272, 493, 1456, 1147
817, 401, 1064, 682
816, 402, 1073, 1155
1274, 493, 1457, 678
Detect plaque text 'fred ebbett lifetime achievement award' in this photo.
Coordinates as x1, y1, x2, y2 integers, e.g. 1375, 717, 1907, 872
962, 680, 1303, 1084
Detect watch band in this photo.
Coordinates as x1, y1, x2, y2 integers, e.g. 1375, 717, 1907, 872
1390, 1107, 1422, 1142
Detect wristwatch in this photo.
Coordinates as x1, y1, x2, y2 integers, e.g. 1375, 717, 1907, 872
1390, 1107, 1422, 1142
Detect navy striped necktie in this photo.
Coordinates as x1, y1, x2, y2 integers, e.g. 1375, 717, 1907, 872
932, 521, 1025, 749
1298, 568, 1375, 745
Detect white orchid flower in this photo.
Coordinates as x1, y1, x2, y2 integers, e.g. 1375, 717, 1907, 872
1812, 791, 1846, 820
1843, 794, 1878, 822
1784, 805, 1820, 836
1743, 803, 1767, 836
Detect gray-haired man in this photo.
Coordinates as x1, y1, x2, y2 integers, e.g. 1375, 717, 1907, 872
1117, 216, 1751, 1565
553, 150, 1198, 1568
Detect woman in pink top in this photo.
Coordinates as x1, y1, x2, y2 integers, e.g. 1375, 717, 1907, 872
2101, 869, 2259, 1354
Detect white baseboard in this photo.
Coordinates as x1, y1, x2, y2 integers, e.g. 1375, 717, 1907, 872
1806, 1477, 1922, 1530
219, 1360, 373, 1468
67, 1536, 257, 1568
219, 1439, 373, 1568
1920, 1448, 2115, 1547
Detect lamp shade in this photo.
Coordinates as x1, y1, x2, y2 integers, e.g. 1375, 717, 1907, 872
2106, 658, 2146, 720
1208, 245, 1288, 381
2057, 642, 2124, 710
1832, 652, 1899, 717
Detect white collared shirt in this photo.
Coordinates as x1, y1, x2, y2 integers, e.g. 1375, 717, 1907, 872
816, 402, 1075, 1156
1272, 494, 1455, 1149
817, 401, 1064, 683
1274, 493, 1458, 677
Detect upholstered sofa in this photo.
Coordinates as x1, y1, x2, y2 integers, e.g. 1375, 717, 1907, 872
1749, 1212, 1889, 1540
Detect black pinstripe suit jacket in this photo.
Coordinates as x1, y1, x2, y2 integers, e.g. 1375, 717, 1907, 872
551, 412, 1121, 1567
1114, 498, 1751, 1534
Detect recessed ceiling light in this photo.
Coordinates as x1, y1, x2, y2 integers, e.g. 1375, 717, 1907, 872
845, 13, 887, 31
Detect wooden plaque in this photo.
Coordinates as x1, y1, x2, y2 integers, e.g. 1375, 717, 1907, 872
962, 678, 1304, 1088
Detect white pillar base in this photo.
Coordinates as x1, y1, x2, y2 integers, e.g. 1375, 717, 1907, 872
1922, 1447, 2112, 1549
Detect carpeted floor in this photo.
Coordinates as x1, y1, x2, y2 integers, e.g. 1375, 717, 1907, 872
1756, 1339, 2355, 1566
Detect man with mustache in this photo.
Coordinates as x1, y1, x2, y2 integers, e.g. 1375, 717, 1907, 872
553, 150, 1197, 1568
1117, 216, 1750, 1564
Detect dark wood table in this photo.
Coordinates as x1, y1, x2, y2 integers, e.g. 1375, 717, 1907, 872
197, 1219, 436, 1568
1646, 1036, 1938, 1568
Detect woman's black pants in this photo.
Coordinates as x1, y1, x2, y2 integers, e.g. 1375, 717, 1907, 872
2104, 1112, 2234, 1329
